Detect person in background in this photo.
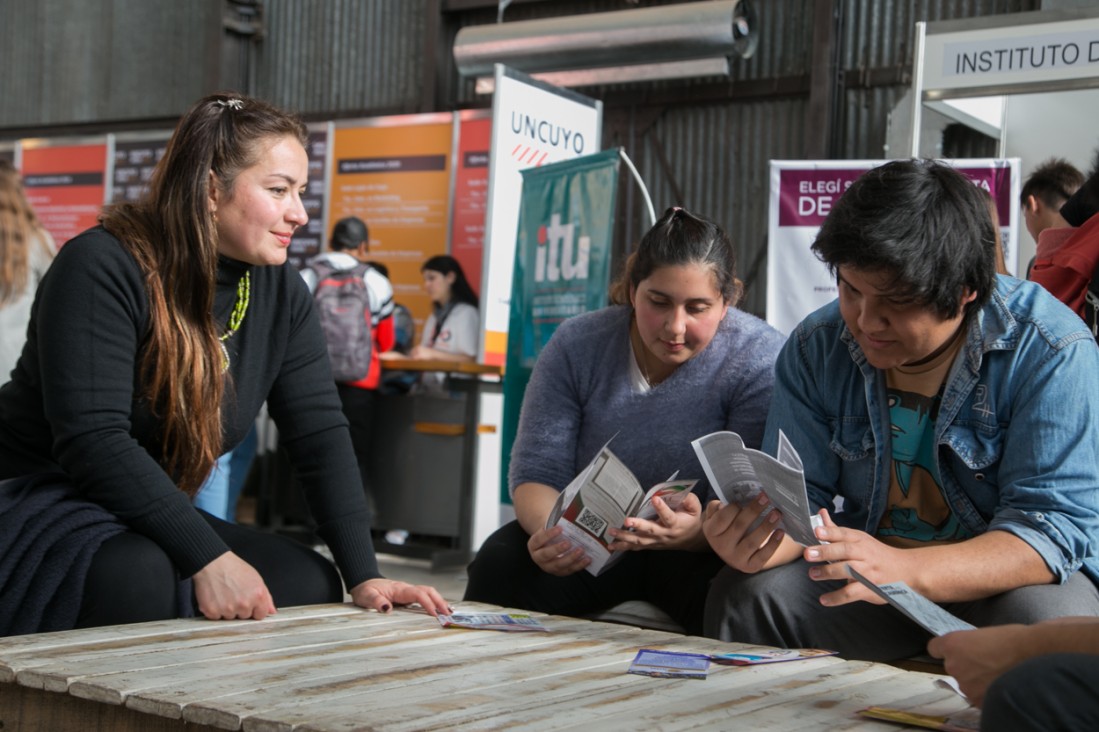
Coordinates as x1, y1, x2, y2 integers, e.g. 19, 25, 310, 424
410, 255, 479, 363
0, 92, 447, 638
1030, 151, 1099, 336
0, 160, 55, 382
464, 207, 785, 635
982, 190, 1009, 276
1020, 157, 1084, 278
300, 217, 395, 520
928, 619, 1099, 730
703, 159, 1099, 661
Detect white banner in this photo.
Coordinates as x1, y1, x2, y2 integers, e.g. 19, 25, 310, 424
479, 65, 602, 366
766, 159, 1020, 335
923, 15, 1099, 94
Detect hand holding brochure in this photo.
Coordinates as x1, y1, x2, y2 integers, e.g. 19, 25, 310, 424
546, 443, 696, 576
847, 567, 976, 636
691, 429, 823, 547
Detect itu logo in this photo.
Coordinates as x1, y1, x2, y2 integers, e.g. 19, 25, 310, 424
535, 213, 590, 283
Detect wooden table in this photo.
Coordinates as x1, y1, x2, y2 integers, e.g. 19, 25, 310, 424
0, 602, 974, 731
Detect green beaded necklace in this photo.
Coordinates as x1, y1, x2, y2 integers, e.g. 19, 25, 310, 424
219, 271, 251, 371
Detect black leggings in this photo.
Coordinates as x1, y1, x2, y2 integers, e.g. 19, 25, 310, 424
464, 520, 724, 636
75, 511, 343, 628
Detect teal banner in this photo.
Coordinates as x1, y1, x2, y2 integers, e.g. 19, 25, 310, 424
501, 148, 620, 502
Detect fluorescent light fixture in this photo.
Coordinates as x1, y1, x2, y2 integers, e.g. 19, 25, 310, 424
474, 57, 731, 94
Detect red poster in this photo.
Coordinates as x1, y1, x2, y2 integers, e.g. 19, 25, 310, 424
21, 142, 108, 247
451, 115, 491, 297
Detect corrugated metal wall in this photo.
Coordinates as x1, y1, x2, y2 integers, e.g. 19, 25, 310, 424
0, 0, 1047, 316
0, 0, 223, 131
256, 0, 427, 117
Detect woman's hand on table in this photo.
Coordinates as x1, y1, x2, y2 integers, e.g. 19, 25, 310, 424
193, 551, 277, 620
607, 493, 706, 551
527, 524, 591, 576
350, 578, 453, 616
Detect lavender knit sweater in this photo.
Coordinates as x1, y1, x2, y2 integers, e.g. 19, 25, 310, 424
509, 305, 786, 502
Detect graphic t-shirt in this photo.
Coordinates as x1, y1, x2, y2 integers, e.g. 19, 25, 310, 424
877, 333, 975, 548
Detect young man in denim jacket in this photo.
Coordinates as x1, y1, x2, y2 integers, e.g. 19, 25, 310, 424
703, 159, 1099, 661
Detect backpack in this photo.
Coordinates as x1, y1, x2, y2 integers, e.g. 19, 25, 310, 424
391, 302, 414, 354
1085, 263, 1099, 343
309, 261, 373, 382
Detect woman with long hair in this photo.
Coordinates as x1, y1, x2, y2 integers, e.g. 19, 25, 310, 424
410, 254, 479, 363
0, 93, 448, 637
0, 160, 54, 381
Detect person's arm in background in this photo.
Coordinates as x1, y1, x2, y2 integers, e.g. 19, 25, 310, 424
928, 619, 1099, 706
410, 305, 478, 362
409, 344, 474, 363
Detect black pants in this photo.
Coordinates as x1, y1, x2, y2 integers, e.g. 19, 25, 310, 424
336, 383, 377, 514
463, 520, 724, 636
75, 510, 343, 628
982, 653, 1099, 731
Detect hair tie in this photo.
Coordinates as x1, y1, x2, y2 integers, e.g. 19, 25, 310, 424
215, 98, 244, 111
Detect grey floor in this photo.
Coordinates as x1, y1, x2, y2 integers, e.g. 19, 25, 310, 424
375, 553, 469, 605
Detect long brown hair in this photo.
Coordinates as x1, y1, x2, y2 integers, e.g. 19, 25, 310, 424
0, 160, 53, 304
100, 92, 307, 496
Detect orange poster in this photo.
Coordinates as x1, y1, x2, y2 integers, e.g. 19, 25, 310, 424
328, 115, 454, 341
21, 141, 108, 248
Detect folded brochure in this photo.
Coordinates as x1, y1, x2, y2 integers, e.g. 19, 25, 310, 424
437, 613, 547, 632
627, 649, 710, 679
710, 647, 838, 665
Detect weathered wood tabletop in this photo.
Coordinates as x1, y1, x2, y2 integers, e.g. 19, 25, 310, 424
0, 602, 974, 731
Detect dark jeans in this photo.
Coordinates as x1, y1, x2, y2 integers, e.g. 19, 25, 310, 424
75, 510, 343, 628
464, 520, 724, 636
982, 653, 1099, 731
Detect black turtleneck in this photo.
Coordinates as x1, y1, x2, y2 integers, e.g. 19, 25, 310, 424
0, 226, 380, 586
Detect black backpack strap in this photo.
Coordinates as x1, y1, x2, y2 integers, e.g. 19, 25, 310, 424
1086, 260, 1099, 340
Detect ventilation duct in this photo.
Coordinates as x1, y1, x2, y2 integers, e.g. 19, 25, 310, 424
454, 0, 758, 93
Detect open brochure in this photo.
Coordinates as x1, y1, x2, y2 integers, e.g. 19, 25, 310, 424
691, 429, 823, 547
546, 443, 696, 576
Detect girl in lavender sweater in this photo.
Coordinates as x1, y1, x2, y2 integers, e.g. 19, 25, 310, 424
464, 207, 785, 634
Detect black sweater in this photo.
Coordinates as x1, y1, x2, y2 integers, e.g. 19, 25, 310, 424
0, 227, 380, 586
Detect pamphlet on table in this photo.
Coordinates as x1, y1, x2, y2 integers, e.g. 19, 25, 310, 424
627, 649, 711, 679
437, 613, 548, 632
709, 647, 838, 666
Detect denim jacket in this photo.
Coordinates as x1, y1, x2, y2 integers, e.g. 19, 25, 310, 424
764, 276, 1099, 583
